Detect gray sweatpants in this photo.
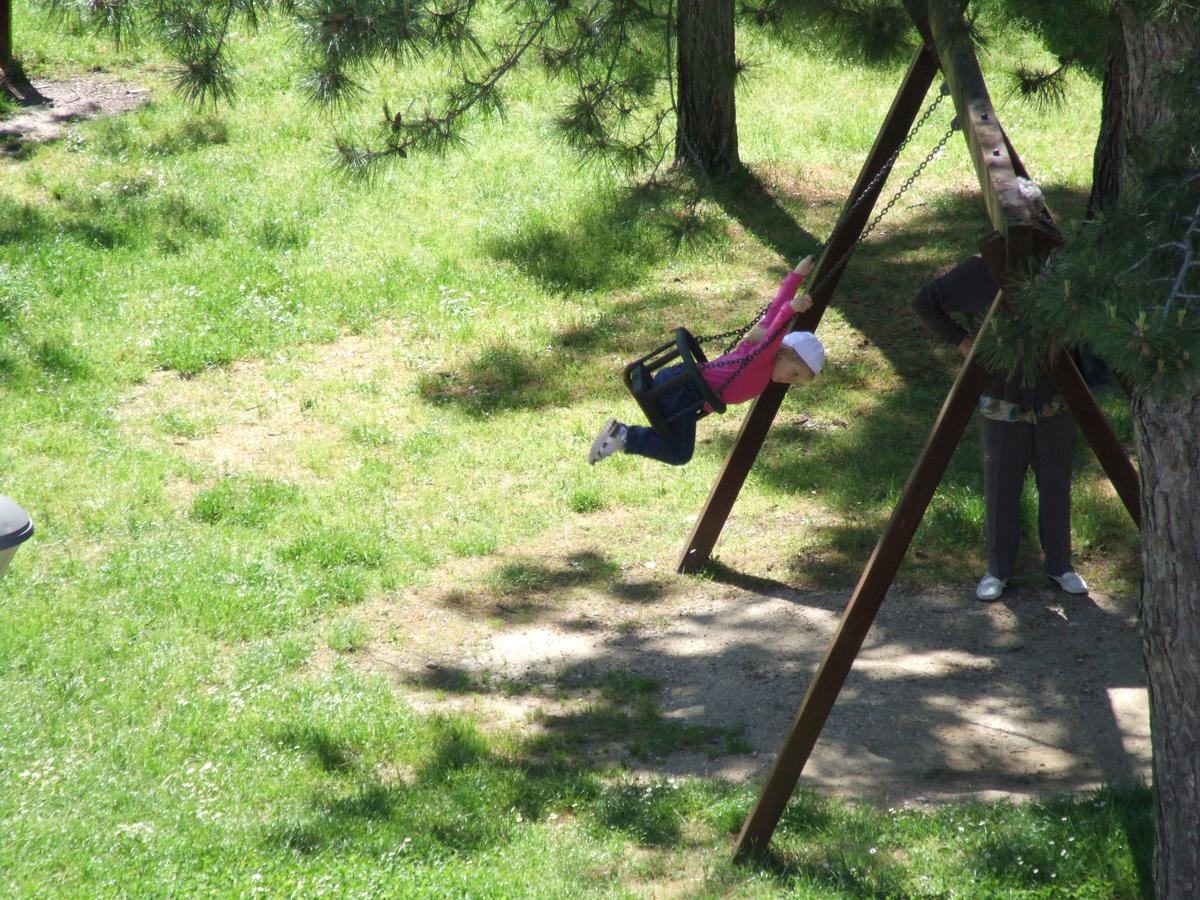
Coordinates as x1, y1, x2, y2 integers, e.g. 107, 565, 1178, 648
979, 412, 1077, 581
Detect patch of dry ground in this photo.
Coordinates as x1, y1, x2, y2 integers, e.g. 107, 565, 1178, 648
1, 76, 151, 152
122, 326, 1152, 808
346, 513, 1150, 806
120, 331, 396, 485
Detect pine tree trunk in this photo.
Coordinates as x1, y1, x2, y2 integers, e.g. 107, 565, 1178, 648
1090, 0, 1194, 212
1133, 388, 1200, 900
674, 0, 740, 175
1096, 7, 1200, 896
1088, 8, 1126, 216
1, 0, 12, 71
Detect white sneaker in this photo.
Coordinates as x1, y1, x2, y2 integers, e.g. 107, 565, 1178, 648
588, 418, 626, 465
1048, 571, 1089, 595
976, 574, 1007, 602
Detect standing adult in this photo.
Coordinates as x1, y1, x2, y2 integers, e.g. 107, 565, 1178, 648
911, 255, 1089, 601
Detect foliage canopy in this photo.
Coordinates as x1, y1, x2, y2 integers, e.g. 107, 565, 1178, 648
984, 2, 1200, 397
36, 0, 1102, 177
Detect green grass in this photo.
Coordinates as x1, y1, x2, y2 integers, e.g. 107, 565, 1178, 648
0, 1, 1148, 896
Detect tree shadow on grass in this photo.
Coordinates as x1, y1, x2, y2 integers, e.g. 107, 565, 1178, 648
265, 671, 744, 858
484, 173, 779, 295
747, 839, 912, 899
745, 782, 1151, 897
413, 290, 689, 417
0, 320, 96, 386
263, 625, 1151, 892
457, 173, 1093, 417
414, 342, 567, 417
275, 723, 357, 773
1, 190, 221, 259
700, 167, 827, 263
433, 550, 667, 626
396, 653, 745, 758
264, 527, 1150, 889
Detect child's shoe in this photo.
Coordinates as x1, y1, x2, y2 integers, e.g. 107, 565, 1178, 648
589, 419, 626, 464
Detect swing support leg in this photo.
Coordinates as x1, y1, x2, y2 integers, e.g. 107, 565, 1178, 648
676, 44, 941, 574
1048, 351, 1141, 526
734, 297, 1000, 857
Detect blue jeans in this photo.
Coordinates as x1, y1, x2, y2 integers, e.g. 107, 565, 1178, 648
624, 364, 702, 465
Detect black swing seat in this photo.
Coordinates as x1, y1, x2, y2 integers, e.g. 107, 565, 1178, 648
623, 327, 727, 438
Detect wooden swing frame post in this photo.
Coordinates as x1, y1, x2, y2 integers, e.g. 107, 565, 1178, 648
727, 0, 1141, 858
676, 44, 941, 573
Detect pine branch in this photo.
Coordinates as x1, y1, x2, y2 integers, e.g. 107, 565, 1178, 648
166, 2, 242, 105
1006, 58, 1072, 111
40, 1, 279, 104
1162, 184, 1200, 318
37, 0, 139, 49
332, 2, 558, 178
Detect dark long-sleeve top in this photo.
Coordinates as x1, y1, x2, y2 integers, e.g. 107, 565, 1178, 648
911, 255, 1060, 414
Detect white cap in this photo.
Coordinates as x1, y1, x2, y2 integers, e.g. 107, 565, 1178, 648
781, 330, 825, 375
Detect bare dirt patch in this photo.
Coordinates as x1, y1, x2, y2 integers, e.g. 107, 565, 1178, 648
1, 75, 151, 152
344, 508, 1150, 807
118, 326, 415, 486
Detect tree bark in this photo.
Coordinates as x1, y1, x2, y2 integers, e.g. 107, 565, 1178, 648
1133, 388, 1200, 900
674, 0, 740, 175
1089, 0, 1195, 212
1, 0, 12, 71
1088, 8, 1126, 216
1093, 7, 1200, 896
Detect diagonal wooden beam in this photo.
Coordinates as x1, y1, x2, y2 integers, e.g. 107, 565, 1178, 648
676, 43, 941, 573
734, 294, 1001, 856
1048, 351, 1141, 526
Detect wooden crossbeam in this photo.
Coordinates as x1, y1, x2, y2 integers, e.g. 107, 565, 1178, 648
928, 3, 1030, 239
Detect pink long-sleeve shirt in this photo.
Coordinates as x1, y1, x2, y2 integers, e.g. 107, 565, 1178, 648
701, 271, 804, 405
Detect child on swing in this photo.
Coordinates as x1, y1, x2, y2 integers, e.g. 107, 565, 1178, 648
589, 255, 825, 466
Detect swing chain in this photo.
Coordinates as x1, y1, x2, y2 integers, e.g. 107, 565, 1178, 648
697, 86, 951, 356
815, 86, 951, 265
854, 123, 957, 250
805, 119, 958, 300
704, 117, 958, 397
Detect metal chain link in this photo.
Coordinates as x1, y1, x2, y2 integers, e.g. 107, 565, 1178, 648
704, 118, 959, 397
806, 120, 957, 300
695, 86, 951, 354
